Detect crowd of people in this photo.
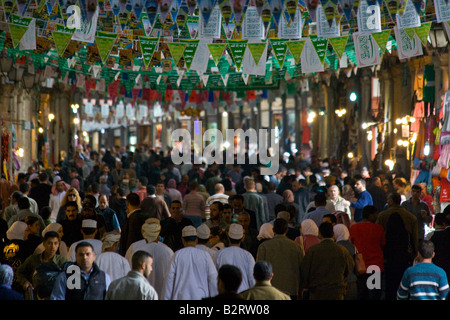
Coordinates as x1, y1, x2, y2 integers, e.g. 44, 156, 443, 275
0, 144, 449, 301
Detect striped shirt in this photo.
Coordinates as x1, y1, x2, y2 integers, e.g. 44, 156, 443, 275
397, 262, 449, 300
205, 193, 229, 219
183, 192, 205, 217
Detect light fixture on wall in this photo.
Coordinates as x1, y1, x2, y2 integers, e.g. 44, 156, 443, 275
22, 71, 35, 89
429, 27, 448, 49
0, 56, 13, 75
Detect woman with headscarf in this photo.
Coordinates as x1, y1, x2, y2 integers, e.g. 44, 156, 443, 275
33, 222, 68, 258
166, 179, 183, 205
282, 189, 300, 222
257, 222, 274, 245
295, 219, 320, 253
333, 223, 357, 300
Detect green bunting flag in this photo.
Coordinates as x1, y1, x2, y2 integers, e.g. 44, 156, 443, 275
414, 22, 432, 47
328, 35, 348, 59
247, 41, 267, 66
309, 35, 328, 65
269, 38, 288, 69
95, 31, 118, 65
404, 28, 416, 41
139, 36, 159, 69
167, 42, 188, 66
9, 14, 33, 48
52, 24, 75, 57
207, 43, 227, 66
286, 40, 305, 64
227, 39, 248, 72
371, 29, 391, 53
180, 39, 199, 71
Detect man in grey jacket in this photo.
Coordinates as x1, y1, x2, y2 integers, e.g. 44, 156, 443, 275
106, 250, 158, 300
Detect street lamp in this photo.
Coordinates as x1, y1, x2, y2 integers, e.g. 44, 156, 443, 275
429, 27, 448, 49
349, 92, 357, 102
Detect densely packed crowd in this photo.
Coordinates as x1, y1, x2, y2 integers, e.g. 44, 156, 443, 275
0, 144, 449, 300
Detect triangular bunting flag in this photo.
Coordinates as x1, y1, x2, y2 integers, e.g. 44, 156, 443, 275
207, 43, 227, 66
227, 39, 248, 72
247, 41, 267, 66
9, 14, 33, 48
95, 31, 118, 64
404, 28, 416, 41
328, 35, 348, 59
286, 40, 305, 65
167, 42, 188, 66
52, 26, 75, 57
414, 22, 432, 47
269, 38, 288, 69
371, 29, 391, 53
180, 39, 200, 71
139, 36, 159, 69
309, 35, 328, 65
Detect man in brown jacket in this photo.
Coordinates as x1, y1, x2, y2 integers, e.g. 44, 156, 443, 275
140, 185, 171, 220
256, 218, 304, 299
299, 222, 355, 300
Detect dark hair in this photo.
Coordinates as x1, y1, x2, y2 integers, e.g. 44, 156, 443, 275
233, 194, 244, 202
91, 182, 100, 193
411, 184, 422, 191
75, 241, 94, 253
11, 191, 23, 202
40, 206, 52, 220
17, 196, 30, 210
43, 231, 60, 242
171, 200, 182, 206
223, 203, 232, 211
362, 205, 378, 220
319, 222, 334, 238
139, 176, 148, 186
65, 201, 79, 211
38, 172, 48, 182
314, 192, 327, 206
84, 195, 97, 208
146, 185, 156, 195
286, 205, 298, 221
189, 181, 198, 190
274, 203, 287, 215
253, 261, 273, 281
218, 265, 242, 293
131, 250, 153, 270
323, 213, 337, 224
273, 218, 288, 235
211, 201, 224, 211
434, 212, 447, 227
126, 192, 141, 207
24, 215, 39, 226
418, 240, 434, 259
117, 187, 126, 197
19, 182, 30, 193
388, 192, 402, 206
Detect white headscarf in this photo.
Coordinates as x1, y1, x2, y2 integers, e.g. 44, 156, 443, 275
333, 224, 350, 242
141, 218, 161, 243
301, 219, 319, 236
257, 222, 274, 241
6, 221, 28, 240
42, 222, 62, 237
101, 233, 121, 251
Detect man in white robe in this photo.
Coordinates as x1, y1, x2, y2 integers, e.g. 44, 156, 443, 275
96, 233, 131, 281
67, 219, 103, 261
195, 224, 217, 263
215, 223, 255, 293
124, 218, 174, 298
162, 226, 218, 300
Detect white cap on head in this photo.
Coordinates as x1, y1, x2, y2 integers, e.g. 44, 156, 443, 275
82, 219, 97, 229
228, 223, 244, 240
197, 224, 210, 240
182, 225, 197, 237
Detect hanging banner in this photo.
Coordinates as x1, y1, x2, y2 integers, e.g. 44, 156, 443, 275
95, 31, 118, 64
278, 7, 304, 39
268, 0, 284, 25
139, 36, 159, 69
219, 0, 234, 25
301, 37, 325, 73
180, 39, 200, 71
228, 39, 248, 71
396, 0, 421, 29
434, 0, 450, 23
287, 40, 306, 64
198, 4, 222, 39
19, 18, 36, 51
371, 29, 391, 53
309, 34, 328, 65
270, 38, 288, 69
198, 0, 218, 26
353, 32, 381, 67
52, 24, 75, 57
243, 6, 264, 40
72, 5, 99, 44
232, 0, 249, 26
247, 41, 267, 65
207, 43, 227, 66
168, 42, 188, 66
413, 22, 432, 46
328, 35, 348, 59
393, 26, 423, 60
357, 0, 381, 34
317, 5, 341, 38
243, 39, 268, 75
339, 0, 355, 21
9, 14, 33, 48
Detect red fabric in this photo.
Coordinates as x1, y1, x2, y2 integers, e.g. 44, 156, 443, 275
349, 222, 386, 272
440, 176, 450, 203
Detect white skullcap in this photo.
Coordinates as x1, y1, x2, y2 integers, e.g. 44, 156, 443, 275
182, 225, 197, 238
82, 219, 97, 229
197, 224, 211, 240
228, 223, 244, 240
